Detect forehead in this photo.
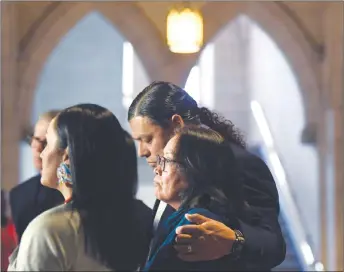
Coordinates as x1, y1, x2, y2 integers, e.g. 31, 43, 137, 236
129, 116, 161, 138
34, 118, 51, 137
46, 118, 58, 138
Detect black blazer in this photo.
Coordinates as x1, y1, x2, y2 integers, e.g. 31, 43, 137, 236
157, 143, 286, 270
9, 174, 64, 241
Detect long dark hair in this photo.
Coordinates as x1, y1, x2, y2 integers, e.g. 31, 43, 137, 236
55, 104, 143, 270
174, 126, 245, 218
128, 81, 246, 148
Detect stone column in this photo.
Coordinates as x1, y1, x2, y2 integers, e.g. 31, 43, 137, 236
331, 6, 343, 270
213, 16, 251, 137
320, 3, 343, 271
1, 2, 20, 191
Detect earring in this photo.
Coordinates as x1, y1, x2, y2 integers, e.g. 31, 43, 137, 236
57, 163, 72, 185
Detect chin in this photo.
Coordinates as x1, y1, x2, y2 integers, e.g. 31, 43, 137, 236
40, 177, 55, 189
154, 192, 168, 204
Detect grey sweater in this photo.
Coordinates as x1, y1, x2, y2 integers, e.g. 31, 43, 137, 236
8, 203, 112, 271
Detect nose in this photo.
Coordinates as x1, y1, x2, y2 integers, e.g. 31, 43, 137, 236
40, 146, 46, 159
138, 142, 149, 158
154, 165, 162, 176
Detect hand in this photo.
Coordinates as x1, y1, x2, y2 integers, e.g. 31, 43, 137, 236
174, 213, 236, 262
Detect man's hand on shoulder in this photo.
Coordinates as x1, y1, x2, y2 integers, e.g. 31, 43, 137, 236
174, 213, 236, 262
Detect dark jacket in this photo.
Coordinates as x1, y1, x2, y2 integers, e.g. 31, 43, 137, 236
157, 143, 286, 270
9, 174, 64, 241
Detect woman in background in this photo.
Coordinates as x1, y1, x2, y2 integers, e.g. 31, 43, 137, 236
8, 104, 151, 271
145, 126, 250, 271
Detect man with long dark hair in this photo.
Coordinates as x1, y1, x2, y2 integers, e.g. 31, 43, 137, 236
128, 81, 286, 270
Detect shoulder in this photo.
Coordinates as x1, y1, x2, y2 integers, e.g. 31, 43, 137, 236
22, 174, 41, 184
12, 204, 80, 271
9, 175, 41, 210
230, 143, 273, 178
24, 203, 79, 241
10, 175, 40, 197
182, 208, 226, 224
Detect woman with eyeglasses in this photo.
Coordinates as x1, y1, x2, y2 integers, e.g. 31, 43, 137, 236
144, 126, 250, 271
8, 104, 151, 271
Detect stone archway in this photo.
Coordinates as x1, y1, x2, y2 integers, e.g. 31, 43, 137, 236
16, 2, 170, 132
16, 1, 321, 132
179, 1, 322, 129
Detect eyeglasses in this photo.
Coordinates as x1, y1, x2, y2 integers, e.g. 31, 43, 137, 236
25, 134, 47, 149
156, 155, 180, 172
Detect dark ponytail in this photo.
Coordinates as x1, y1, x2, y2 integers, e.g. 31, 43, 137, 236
199, 107, 246, 148
129, 81, 246, 148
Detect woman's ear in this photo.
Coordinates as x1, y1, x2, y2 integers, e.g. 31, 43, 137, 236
62, 147, 70, 165
171, 114, 185, 130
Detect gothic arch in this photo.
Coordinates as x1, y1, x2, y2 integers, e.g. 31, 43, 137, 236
17, 2, 169, 130
180, 1, 321, 127
16, 1, 322, 132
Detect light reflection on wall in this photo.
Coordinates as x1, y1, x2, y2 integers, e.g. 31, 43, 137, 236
184, 44, 215, 109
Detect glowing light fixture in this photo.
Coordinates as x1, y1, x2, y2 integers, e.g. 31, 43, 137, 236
166, 7, 203, 53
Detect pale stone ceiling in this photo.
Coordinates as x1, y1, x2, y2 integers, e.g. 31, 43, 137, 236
15, 1, 328, 48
